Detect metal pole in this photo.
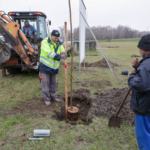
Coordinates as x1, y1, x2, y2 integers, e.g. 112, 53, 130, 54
84, 59, 85, 70
80, 12, 120, 83
79, 62, 81, 81
79, 0, 81, 81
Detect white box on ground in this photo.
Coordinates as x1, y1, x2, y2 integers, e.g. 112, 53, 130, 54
33, 130, 50, 137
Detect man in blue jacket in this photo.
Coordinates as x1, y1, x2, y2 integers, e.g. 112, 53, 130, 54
128, 34, 150, 150
22, 20, 37, 36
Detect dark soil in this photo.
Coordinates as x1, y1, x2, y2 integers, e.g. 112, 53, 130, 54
91, 87, 135, 126
75, 80, 112, 89
60, 58, 120, 68
53, 89, 93, 125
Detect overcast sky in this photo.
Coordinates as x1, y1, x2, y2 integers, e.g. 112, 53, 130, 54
1, 0, 150, 32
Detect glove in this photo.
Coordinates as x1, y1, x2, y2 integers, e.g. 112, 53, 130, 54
61, 54, 67, 60
67, 49, 72, 57
67, 48, 73, 57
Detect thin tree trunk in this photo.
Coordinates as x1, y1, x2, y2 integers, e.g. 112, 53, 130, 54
68, 0, 73, 110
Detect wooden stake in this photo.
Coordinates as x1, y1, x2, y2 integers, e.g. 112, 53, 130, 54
68, 0, 73, 110
64, 22, 68, 120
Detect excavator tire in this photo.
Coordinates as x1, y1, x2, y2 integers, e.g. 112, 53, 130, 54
7, 68, 22, 74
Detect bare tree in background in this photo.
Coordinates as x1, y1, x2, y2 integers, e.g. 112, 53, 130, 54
73, 27, 79, 40
59, 26, 64, 40
67, 29, 71, 41
59, 24, 149, 41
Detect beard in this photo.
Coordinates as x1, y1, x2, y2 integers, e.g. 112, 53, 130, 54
140, 52, 144, 58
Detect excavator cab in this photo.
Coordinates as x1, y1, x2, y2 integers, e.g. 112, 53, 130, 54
9, 11, 49, 40
0, 11, 51, 75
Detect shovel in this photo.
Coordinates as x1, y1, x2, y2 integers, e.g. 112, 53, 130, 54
108, 88, 131, 128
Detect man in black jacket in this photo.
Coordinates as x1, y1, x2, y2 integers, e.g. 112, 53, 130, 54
128, 34, 150, 150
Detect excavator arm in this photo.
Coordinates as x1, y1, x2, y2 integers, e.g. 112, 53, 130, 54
0, 11, 38, 69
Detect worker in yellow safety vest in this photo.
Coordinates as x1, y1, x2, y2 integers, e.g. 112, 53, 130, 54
39, 30, 70, 106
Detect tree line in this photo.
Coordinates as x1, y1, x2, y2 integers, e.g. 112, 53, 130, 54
59, 25, 150, 41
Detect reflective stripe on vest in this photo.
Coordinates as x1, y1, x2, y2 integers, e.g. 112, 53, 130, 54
40, 56, 60, 65
47, 51, 52, 58
51, 53, 56, 59
40, 60, 59, 70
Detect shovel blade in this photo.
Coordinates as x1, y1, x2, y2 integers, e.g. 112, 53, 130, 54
108, 116, 122, 128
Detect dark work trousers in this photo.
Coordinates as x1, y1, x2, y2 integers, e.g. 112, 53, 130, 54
39, 72, 57, 101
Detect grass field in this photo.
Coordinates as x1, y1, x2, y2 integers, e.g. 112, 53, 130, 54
0, 39, 140, 150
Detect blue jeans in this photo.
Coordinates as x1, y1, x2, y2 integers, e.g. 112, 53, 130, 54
135, 114, 150, 150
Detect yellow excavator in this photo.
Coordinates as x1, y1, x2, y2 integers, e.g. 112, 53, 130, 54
0, 11, 51, 77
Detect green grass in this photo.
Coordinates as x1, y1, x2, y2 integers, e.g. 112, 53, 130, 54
102, 38, 140, 42
0, 39, 139, 149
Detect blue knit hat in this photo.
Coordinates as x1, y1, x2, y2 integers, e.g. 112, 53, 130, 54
51, 30, 60, 37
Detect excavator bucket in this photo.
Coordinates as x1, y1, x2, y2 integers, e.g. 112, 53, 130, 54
0, 39, 11, 65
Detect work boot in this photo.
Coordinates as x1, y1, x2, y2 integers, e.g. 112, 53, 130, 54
51, 98, 61, 102
45, 101, 51, 106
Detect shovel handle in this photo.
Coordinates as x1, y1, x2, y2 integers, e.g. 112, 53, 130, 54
115, 88, 131, 117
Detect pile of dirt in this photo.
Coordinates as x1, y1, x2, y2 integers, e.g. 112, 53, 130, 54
91, 88, 135, 126
60, 58, 120, 68
75, 80, 111, 89
131, 54, 141, 58
107, 46, 119, 48
86, 54, 99, 56
53, 89, 93, 125
85, 58, 120, 68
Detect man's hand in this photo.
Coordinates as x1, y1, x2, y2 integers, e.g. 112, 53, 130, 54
35, 33, 37, 36
130, 69, 136, 75
132, 58, 139, 68
61, 54, 67, 60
